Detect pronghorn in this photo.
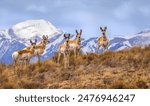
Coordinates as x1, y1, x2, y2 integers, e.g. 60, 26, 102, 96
34, 35, 50, 64
57, 34, 70, 68
96, 27, 109, 53
12, 39, 37, 65
69, 29, 82, 58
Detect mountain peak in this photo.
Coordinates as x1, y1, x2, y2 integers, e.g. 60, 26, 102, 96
137, 27, 150, 34
11, 19, 59, 39
0, 29, 11, 39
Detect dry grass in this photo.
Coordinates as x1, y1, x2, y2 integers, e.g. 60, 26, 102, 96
0, 45, 150, 89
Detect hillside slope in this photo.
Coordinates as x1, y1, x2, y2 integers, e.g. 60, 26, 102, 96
0, 45, 150, 89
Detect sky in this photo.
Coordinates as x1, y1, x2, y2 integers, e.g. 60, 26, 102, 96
0, 0, 150, 39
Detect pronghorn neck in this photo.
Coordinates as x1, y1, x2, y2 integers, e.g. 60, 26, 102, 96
28, 47, 35, 55
65, 42, 69, 48
102, 34, 108, 42
30, 50, 35, 56
74, 37, 81, 45
39, 41, 45, 45
103, 33, 107, 38
39, 41, 46, 47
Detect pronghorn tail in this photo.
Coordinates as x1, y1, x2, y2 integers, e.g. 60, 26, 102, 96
12, 52, 19, 64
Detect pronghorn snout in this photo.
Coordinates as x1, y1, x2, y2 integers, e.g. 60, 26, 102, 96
66, 40, 69, 43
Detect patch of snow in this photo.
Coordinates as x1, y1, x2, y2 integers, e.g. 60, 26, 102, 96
12, 19, 59, 38
0, 29, 11, 39
123, 40, 132, 47
117, 46, 127, 51
108, 42, 118, 49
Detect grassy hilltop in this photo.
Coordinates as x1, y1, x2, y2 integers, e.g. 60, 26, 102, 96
0, 45, 150, 89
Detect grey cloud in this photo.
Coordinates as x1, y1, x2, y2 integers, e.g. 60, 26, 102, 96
0, 0, 150, 38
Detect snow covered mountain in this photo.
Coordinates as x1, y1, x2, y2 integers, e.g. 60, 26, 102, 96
81, 30, 150, 53
12, 20, 59, 38
0, 19, 150, 64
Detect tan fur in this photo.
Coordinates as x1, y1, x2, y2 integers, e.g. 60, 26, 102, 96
57, 34, 70, 68
69, 40, 77, 44
98, 36, 108, 42
34, 35, 49, 64
97, 27, 109, 53
59, 44, 67, 49
69, 29, 82, 58
17, 49, 33, 55
35, 44, 46, 49
12, 39, 37, 67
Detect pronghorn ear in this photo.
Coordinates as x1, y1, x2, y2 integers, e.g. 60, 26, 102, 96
100, 27, 103, 31
80, 29, 82, 35
35, 39, 37, 43
30, 40, 33, 44
64, 34, 66, 38
76, 30, 78, 34
104, 27, 107, 31
46, 35, 48, 39
42, 35, 45, 39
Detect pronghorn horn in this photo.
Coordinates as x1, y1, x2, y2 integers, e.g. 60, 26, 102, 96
80, 29, 82, 34
43, 35, 46, 39
42, 35, 45, 39
46, 35, 48, 39
104, 27, 107, 30
35, 39, 37, 43
76, 30, 78, 34
100, 27, 103, 31
30, 40, 33, 44
64, 34, 66, 38
68, 34, 70, 37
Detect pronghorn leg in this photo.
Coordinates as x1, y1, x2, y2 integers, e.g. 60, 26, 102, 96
103, 44, 108, 53
96, 45, 100, 53
102, 46, 105, 53
68, 50, 71, 57
77, 48, 80, 57
57, 52, 61, 64
104, 46, 108, 52
25, 58, 28, 66
63, 53, 67, 68
27, 58, 30, 65
13, 59, 20, 78
77, 49, 79, 56
13, 59, 17, 66
67, 53, 69, 67
74, 49, 76, 59
76, 48, 79, 58
37, 55, 40, 64
106, 43, 109, 52
13, 60, 17, 74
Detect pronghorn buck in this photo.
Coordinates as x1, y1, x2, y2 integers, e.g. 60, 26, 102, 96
96, 27, 109, 53
34, 35, 50, 64
57, 34, 70, 68
69, 29, 82, 58
12, 39, 37, 65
